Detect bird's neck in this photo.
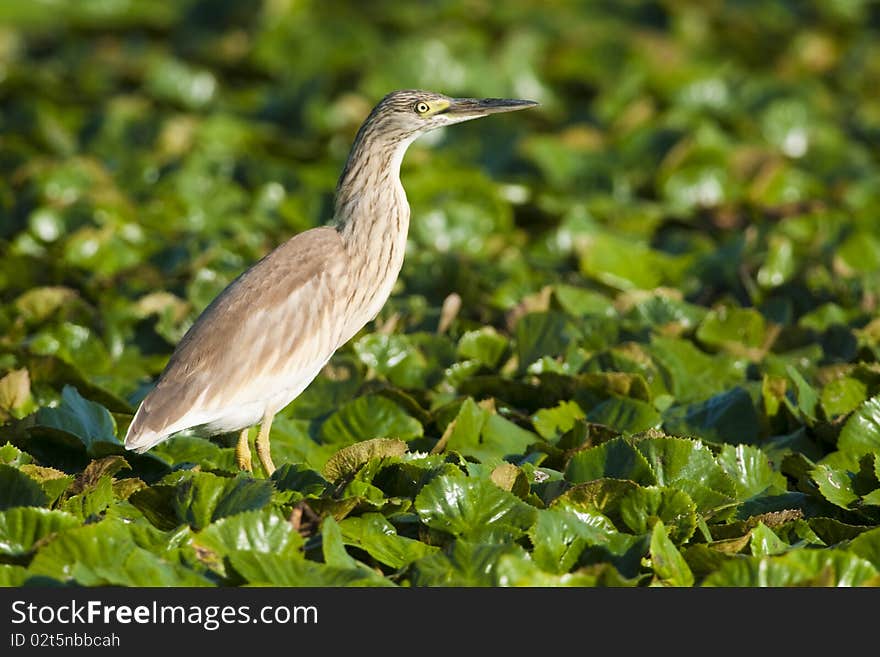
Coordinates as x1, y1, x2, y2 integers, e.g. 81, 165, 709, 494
331, 131, 417, 343
333, 131, 415, 254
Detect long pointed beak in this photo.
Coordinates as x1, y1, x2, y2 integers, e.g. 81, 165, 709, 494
446, 97, 538, 119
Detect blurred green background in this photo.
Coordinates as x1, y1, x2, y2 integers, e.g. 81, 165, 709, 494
1, 0, 880, 427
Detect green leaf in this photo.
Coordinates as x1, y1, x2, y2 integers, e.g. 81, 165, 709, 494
565, 438, 656, 485
648, 337, 745, 403
339, 513, 439, 569
553, 284, 616, 318
785, 365, 819, 422
0, 442, 31, 467
227, 549, 392, 586
415, 475, 538, 539
696, 306, 768, 352
0, 368, 35, 421
440, 396, 488, 450
717, 444, 787, 500
649, 520, 694, 586
442, 401, 536, 464
494, 553, 605, 586
33, 385, 121, 453
515, 311, 582, 372
663, 387, 760, 445
811, 464, 859, 509
151, 436, 235, 470
271, 463, 329, 497
321, 515, 387, 581
409, 540, 528, 586
757, 234, 796, 289
19, 465, 72, 505
319, 395, 423, 446
0, 508, 79, 556
28, 520, 211, 586
171, 472, 273, 530
529, 507, 617, 574
821, 376, 867, 419
837, 231, 880, 274
0, 465, 48, 510
848, 527, 880, 570
354, 333, 453, 389
703, 549, 877, 586
578, 231, 687, 291
661, 164, 734, 213
0, 564, 31, 586
623, 294, 707, 333
322, 438, 408, 483
750, 522, 789, 557
557, 479, 696, 544
457, 327, 509, 369
838, 395, 880, 457
62, 475, 115, 520
192, 508, 303, 558
533, 401, 586, 441
634, 435, 738, 513
474, 413, 539, 463
587, 396, 662, 434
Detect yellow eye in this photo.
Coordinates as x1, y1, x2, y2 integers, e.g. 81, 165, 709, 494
415, 101, 430, 114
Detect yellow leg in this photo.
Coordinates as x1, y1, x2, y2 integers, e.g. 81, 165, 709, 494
235, 427, 253, 472
255, 411, 276, 477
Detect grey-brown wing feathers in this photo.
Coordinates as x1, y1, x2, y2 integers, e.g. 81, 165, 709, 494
124, 226, 348, 452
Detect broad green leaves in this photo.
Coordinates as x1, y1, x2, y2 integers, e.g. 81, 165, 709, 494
0, 508, 78, 556
838, 396, 880, 457
3, 0, 880, 589
32, 385, 121, 454
320, 395, 424, 446
415, 475, 537, 540
0, 465, 48, 510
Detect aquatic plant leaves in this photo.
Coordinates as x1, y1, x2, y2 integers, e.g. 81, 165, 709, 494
559, 479, 697, 545
320, 395, 424, 446
635, 437, 737, 513
529, 506, 617, 574
649, 520, 694, 586
565, 438, 656, 485
192, 508, 304, 558
227, 542, 393, 587
3, 0, 880, 588
457, 327, 509, 369
533, 400, 586, 441
717, 444, 787, 500
409, 540, 529, 586
415, 475, 538, 539
749, 522, 789, 557
648, 338, 746, 404
663, 387, 760, 445
339, 512, 439, 568
0, 507, 78, 556
32, 385, 121, 454
0, 465, 48, 510
702, 549, 877, 587
838, 396, 880, 457
322, 438, 408, 483
28, 520, 212, 586
130, 471, 273, 531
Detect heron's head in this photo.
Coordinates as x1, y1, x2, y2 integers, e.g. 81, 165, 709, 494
363, 89, 538, 144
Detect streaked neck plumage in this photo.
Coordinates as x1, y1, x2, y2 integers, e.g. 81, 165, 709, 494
331, 119, 419, 342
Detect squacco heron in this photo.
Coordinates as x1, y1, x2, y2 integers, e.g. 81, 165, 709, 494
124, 89, 537, 475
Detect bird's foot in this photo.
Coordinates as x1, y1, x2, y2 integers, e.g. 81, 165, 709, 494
235, 427, 253, 473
